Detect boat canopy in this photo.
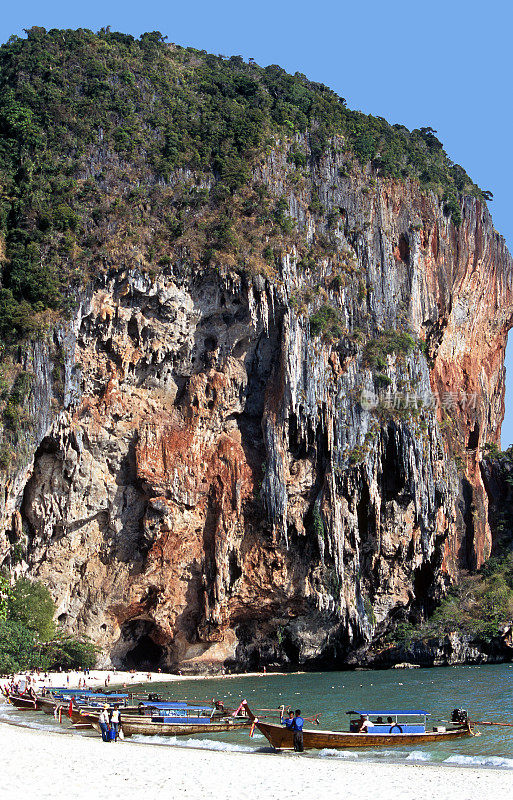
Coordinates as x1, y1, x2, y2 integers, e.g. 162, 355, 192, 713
141, 702, 212, 711
54, 690, 129, 699
140, 701, 187, 708
80, 694, 129, 700
347, 710, 429, 716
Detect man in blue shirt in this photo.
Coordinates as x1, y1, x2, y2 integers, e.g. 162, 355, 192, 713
284, 710, 295, 729
292, 709, 304, 752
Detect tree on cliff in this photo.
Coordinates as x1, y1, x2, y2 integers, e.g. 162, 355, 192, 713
0, 575, 11, 620
8, 578, 55, 640
0, 576, 97, 674
0, 620, 39, 674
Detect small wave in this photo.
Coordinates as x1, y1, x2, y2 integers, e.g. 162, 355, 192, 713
0, 711, 67, 733
444, 754, 513, 769
363, 750, 408, 758
131, 735, 258, 753
405, 751, 432, 762
317, 749, 357, 759
0, 704, 86, 735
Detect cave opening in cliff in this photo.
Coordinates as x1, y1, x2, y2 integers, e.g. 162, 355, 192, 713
398, 233, 410, 264
383, 428, 405, 500
120, 619, 164, 670
467, 422, 480, 451
461, 478, 476, 570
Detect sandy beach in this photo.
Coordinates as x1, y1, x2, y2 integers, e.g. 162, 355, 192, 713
0, 707, 511, 800
2, 670, 513, 798
0, 668, 287, 693
0, 669, 182, 692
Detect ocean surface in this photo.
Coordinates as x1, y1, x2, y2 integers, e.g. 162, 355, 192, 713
2, 664, 513, 769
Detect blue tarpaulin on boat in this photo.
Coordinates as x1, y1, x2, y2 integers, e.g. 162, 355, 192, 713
151, 716, 211, 723
140, 702, 212, 711
53, 690, 129, 699
348, 710, 429, 716
139, 702, 187, 708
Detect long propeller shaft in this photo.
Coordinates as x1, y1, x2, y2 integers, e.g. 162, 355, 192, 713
471, 720, 513, 728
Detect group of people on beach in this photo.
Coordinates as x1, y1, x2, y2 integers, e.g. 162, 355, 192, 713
98, 705, 121, 742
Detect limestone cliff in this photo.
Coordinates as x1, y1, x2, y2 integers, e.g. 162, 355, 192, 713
1, 152, 511, 671
0, 31, 512, 672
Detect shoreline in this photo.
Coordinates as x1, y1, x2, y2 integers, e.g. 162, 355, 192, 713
0, 668, 295, 693
0, 704, 511, 773
3, 664, 513, 793
1, 711, 512, 799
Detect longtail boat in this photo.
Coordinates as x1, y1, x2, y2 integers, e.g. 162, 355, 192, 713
82, 702, 252, 738
89, 715, 251, 737
6, 692, 39, 710
242, 702, 473, 750
37, 689, 130, 717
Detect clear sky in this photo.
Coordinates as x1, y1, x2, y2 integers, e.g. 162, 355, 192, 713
1, 0, 512, 443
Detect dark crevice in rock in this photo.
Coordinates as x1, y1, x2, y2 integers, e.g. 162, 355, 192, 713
116, 619, 165, 670
467, 422, 480, 450
460, 477, 476, 570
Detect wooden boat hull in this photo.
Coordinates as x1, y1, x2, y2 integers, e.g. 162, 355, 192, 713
38, 697, 59, 715
253, 719, 472, 750
85, 714, 251, 737
7, 694, 39, 710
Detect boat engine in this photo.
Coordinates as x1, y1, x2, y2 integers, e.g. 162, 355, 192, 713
451, 709, 468, 724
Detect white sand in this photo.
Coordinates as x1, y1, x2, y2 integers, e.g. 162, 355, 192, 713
1, 668, 284, 692
1, 712, 512, 800
1, 669, 182, 691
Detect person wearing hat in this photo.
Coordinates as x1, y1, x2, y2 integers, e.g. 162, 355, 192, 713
110, 706, 121, 741
98, 705, 111, 742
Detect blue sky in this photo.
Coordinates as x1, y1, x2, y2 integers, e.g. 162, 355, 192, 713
1, 0, 512, 443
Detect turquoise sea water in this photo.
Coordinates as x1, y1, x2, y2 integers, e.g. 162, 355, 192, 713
2, 664, 513, 768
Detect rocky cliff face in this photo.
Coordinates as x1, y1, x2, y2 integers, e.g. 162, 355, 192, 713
348, 627, 513, 669
1, 147, 512, 672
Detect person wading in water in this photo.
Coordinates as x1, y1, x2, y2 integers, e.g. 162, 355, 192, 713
292, 709, 304, 752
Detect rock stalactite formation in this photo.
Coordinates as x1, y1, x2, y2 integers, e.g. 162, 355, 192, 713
1, 153, 511, 672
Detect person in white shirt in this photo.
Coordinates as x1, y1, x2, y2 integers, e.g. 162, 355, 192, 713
98, 706, 111, 741
358, 715, 374, 733
110, 707, 121, 741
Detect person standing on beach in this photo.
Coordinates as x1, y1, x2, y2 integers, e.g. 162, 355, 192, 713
292, 709, 304, 752
99, 706, 110, 742
110, 707, 121, 741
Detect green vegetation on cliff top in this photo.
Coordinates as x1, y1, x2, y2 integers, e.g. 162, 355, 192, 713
0, 27, 486, 341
